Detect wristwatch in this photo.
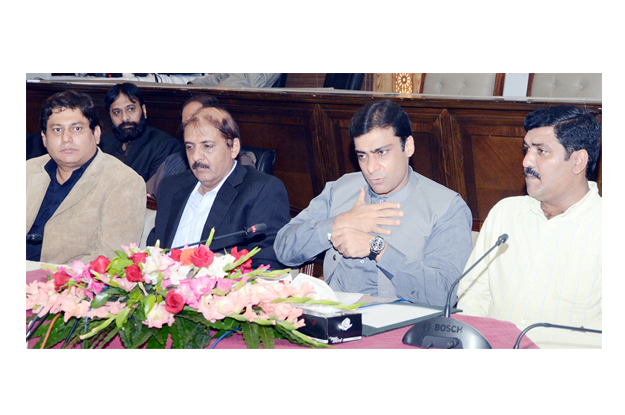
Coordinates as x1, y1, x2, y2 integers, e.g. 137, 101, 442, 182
368, 236, 386, 260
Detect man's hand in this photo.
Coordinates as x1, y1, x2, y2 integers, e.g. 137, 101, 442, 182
330, 227, 384, 260
332, 187, 403, 235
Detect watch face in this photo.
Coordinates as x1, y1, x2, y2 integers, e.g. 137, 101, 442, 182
370, 236, 385, 253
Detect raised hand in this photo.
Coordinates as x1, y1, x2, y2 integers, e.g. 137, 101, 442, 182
332, 187, 403, 235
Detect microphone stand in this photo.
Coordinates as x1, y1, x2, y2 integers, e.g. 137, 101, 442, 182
171, 224, 267, 251
513, 323, 602, 349
402, 234, 508, 349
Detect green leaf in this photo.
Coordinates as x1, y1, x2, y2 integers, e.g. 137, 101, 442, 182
90, 292, 110, 309
169, 318, 210, 349
241, 323, 260, 349
80, 316, 115, 341
31, 315, 76, 349
143, 294, 156, 316
115, 307, 131, 329
258, 325, 275, 349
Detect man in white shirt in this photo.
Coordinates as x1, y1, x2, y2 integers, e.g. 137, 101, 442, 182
457, 105, 602, 342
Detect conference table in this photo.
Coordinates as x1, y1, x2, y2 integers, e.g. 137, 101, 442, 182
26, 266, 540, 349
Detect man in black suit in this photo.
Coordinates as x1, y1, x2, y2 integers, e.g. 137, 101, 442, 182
146, 106, 290, 270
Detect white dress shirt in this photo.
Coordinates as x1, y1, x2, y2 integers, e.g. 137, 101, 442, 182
171, 161, 237, 248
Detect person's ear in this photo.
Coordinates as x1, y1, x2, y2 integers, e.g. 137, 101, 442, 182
571, 149, 588, 176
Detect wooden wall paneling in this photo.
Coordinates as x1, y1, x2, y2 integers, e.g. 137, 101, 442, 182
309, 104, 346, 189
451, 110, 529, 226
220, 99, 319, 216
493, 73, 506, 96
27, 82, 602, 231
373, 73, 393, 92
440, 109, 468, 200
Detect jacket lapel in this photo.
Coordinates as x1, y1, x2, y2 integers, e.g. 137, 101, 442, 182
163, 171, 197, 247
200, 164, 246, 241
49, 150, 104, 221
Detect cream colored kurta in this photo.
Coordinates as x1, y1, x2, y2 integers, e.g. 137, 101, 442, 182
26, 151, 146, 265
457, 182, 602, 333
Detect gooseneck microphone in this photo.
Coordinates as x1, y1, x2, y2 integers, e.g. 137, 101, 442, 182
171, 223, 267, 250
402, 233, 509, 349
513, 322, 602, 349
443, 233, 508, 318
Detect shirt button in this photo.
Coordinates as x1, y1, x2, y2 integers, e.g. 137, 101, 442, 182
360, 259, 365, 264
333, 254, 337, 261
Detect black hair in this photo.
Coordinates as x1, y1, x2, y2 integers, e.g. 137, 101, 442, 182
348, 100, 412, 150
40, 90, 100, 133
180, 94, 220, 118
104, 83, 145, 113
524, 105, 601, 178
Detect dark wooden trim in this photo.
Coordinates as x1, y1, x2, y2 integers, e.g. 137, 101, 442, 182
493, 73, 506, 96
526, 73, 535, 96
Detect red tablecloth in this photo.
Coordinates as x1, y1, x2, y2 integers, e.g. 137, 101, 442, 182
26, 269, 538, 349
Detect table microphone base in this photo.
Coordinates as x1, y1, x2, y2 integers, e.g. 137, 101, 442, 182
402, 317, 492, 349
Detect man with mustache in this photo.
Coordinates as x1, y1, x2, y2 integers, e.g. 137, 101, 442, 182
457, 105, 602, 345
26, 90, 146, 264
274, 100, 473, 306
146, 106, 290, 270
99, 83, 181, 182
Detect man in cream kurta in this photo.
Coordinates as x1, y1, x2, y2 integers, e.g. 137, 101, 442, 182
457, 105, 602, 346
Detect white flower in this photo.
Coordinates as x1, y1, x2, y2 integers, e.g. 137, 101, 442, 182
169, 265, 193, 286
206, 254, 236, 279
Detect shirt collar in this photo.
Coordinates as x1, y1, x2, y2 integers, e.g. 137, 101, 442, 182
44, 148, 98, 186
528, 181, 599, 219
192, 160, 238, 198
366, 166, 416, 204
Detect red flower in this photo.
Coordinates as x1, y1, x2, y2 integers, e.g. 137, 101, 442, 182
129, 252, 148, 265
169, 249, 182, 261
231, 246, 252, 271
190, 244, 214, 268
53, 269, 72, 291
90, 255, 110, 274
125, 264, 144, 282
165, 289, 185, 314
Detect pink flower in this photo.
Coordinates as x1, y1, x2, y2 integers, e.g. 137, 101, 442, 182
112, 276, 136, 292
144, 303, 175, 328
216, 278, 233, 293
143, 247, 178, 283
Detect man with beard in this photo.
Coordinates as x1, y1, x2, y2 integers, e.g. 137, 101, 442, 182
457, 105, 602, 346
99, 83, 181, 182
146, 106, 290, 270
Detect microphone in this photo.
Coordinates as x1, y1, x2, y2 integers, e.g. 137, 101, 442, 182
171, 223, 267, 250
513, 322, 602, 349
402, 233, 509, 349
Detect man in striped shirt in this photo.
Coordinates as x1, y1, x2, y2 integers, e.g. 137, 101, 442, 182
457, 105, 601, 346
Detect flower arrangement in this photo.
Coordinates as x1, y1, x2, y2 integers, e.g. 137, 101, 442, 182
26, 230, 361, 349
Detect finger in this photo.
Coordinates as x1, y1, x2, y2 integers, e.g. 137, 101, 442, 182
353, 186, 366, 207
